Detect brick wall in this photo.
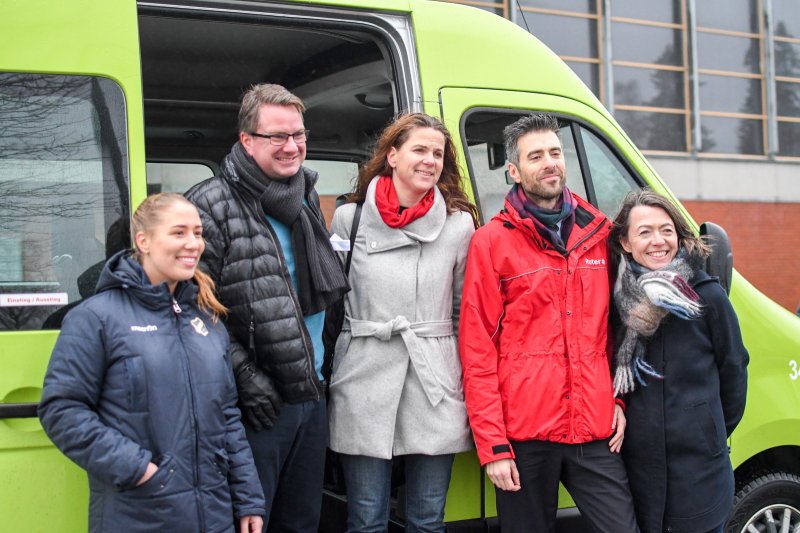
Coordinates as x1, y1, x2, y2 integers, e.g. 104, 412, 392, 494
682, 200, 800, 313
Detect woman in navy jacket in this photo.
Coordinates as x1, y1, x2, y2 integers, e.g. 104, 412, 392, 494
39, 193, 265, 533
610, 189, 749, 533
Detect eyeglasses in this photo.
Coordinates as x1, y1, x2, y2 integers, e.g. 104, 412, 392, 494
248, 129, 309, 146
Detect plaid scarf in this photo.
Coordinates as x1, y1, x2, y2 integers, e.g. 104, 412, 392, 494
506, 184, 576, 252
612, 249, 704, 395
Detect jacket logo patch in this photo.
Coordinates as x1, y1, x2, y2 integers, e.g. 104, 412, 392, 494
191, 317, 209, 336
130, 325, 158, 332
584, 258, 606, 266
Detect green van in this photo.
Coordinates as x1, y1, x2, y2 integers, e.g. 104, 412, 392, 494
1, 1, 798, 531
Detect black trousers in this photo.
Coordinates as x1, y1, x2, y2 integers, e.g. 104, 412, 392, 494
495, 439, 639, 533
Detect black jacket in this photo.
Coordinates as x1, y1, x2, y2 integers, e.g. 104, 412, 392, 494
186, 165, 324, 404
39, 251, 265, 532
621, 270, 749, 533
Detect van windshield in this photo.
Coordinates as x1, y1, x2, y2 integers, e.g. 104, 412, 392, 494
0, 73, 129, 331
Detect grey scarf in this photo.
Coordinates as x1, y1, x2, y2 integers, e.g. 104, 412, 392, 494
224, 142, 348, 316
612, 250, 704, 395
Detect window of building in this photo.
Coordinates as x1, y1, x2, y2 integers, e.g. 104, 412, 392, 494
774, 0, 800, 157
696, 0, 765, 156
0, 73, 129, 331
512, 2, 602, 96
610, 2, 688, 153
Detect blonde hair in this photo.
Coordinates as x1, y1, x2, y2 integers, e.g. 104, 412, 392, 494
132, 193, 227, 320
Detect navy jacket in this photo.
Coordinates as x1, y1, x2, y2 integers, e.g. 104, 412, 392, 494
39, 251, 265, 533
621, 270, 749, 533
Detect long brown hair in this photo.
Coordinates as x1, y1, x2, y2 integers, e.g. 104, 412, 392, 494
610, 189, 711, 259
349, 112, 478, 226
131, 193, 227, 320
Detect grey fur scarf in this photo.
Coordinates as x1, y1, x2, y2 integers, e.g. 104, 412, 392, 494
612, 250, 704, 395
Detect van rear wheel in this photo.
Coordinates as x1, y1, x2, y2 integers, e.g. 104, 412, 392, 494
726, 472, 800, 533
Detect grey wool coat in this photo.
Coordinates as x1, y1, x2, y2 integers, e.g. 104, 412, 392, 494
328, 177, 475, 459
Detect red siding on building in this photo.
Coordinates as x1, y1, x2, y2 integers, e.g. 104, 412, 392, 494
682, 200, 800, 313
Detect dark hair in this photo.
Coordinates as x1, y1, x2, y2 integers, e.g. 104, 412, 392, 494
238, 83, 305, 134
610, 189, 711, 259
132, 193, 227, 320
349, 112, 478, 225
503, 113, 561, 166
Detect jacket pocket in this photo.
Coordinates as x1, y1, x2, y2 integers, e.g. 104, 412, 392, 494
213, 447, 230, 478
690, 401, 725, 458
128, 453, 176, 498
123, 355, 148, 413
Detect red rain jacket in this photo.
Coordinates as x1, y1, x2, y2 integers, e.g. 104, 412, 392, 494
459, 196, 615, 466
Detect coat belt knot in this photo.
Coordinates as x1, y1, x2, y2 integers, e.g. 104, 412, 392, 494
346, 316, 453, 407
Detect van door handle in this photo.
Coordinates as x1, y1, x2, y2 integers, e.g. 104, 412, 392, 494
0, 403, 39, 419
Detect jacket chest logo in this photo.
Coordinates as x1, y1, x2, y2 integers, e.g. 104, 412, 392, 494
584, 258, 606, 266
191, 317, 209, 336
130, 325, 158, 333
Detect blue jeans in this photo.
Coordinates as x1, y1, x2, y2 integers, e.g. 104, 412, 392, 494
244, 397, 327, 533
340, 453, 455, 533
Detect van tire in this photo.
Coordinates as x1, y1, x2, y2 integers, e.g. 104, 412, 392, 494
726, 472, 800, 533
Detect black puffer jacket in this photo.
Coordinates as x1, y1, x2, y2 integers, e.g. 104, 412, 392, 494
186, 166, 324, 404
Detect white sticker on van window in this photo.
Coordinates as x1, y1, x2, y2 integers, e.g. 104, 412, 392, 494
0, 293, 68, 307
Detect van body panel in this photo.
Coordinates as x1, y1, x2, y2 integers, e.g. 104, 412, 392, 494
410, 1, 605, 125
725, 275, 800, 468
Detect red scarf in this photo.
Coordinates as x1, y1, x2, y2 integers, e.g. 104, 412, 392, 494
375, 175, 435, 228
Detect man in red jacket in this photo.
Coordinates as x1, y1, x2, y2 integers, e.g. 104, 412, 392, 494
459, 113, 638, 532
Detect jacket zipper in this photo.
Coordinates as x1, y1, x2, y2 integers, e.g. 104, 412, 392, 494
172, 297, 206, 531
242, 188, 321, 401
566, 216, 608, 256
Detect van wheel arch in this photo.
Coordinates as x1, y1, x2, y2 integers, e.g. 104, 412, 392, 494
726, 472, 800, 533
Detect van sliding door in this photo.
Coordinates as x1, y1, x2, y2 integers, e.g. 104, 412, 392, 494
0, 1, 144, 530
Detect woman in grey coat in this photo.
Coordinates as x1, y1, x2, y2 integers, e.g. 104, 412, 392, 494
328, 113, 478, 533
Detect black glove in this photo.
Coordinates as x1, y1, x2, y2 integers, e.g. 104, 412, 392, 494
230, 345, 283, 431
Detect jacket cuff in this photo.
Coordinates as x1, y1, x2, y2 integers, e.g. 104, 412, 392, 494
478, 442, 515, 466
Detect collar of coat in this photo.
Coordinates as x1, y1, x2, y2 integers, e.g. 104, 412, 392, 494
360, 176, 447, 253
496, 193, 610, 255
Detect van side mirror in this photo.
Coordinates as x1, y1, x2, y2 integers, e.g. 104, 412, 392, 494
699, 221, 733, 295
487, 143, 506, 170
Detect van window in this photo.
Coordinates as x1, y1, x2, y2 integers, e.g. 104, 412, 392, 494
462, 110, 639, 222
146, 162, 215, 194
579, 127, 639, 217
304, 159, 360, 226
0, 73, 129, 331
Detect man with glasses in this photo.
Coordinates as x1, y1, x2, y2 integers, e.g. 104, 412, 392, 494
186, 83, 348, 532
